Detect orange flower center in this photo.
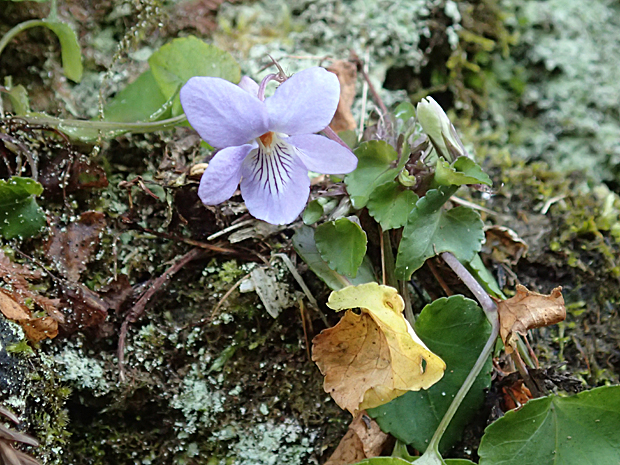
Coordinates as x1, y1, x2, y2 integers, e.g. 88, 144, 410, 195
258, 131, 274, 147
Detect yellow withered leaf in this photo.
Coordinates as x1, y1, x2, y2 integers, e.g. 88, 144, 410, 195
312, 283, 445, 414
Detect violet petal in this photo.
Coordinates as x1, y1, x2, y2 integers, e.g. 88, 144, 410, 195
265, 67, 340, 135
198, 144, 254, 205
181, 77, 269, 148
238, 76, 260, 97
287, 134, 358, 174
240, 146, 310, 224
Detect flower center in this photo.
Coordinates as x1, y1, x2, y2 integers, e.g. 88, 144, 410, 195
258, 131, 274, 148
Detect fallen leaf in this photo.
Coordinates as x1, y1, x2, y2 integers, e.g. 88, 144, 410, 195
57, 284, 109, 336
325, 411, 389, 465
497, 284, 565, 353
502, 379, 532, 411
483, 226, 528, 265
313, 283, 445, 414
0, 289, 30, 321
46, 211, 107, 282
21, 317, 58, 342
328, 60, 357, 132
0, 251, 64, 328
0, 289, 59, 342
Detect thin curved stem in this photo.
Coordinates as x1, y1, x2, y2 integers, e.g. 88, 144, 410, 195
441, 252, 497, 321
426, 318, 499, 454
17, 113, 188, 133
0, 20, 47, 58
416, 252, 500, 457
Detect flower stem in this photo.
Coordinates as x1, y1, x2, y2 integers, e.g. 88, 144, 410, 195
425, 318, 499, 455
17, 113, 187, 133
321, 126, 351, 149
0, 20, 48, 58
441, 252, 497, 321
415, 252, 499, 456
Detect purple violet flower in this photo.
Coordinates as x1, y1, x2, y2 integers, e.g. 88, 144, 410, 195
180, 67, 358, 225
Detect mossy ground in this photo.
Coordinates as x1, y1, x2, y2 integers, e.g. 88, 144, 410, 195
1, 0, 620, 464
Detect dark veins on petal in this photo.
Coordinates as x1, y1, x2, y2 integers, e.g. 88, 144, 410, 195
247, 142, 296, 195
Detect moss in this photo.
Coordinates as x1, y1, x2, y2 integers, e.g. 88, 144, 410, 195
0, 320, 71, 465
54, 339, 113, 397
457, 127, 620, 386
486, 0, 620, 181
170, 363, 227, 435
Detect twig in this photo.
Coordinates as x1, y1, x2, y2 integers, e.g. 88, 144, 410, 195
206, 219, 255, 241
299, 298, 313, 362
427, 259, 453, 297
121, 220, 240, 255
450, 196, 497, 216
350, 51, 389, 117
118, 248, 206, 381
380, 229, 386, 286
0, 132, 38, 180
204, 271, 252, 325
358, 50, 369, 141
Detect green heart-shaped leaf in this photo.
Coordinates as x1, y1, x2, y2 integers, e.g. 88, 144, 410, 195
148, 36, 240, 116
102, 70, 169, 122
367, 181, 418, 230
0, 177, 46, 239
435, 157, 492, 187
478, 385, 620, 465
315, 217, 368, 277
395, 187, 484, 280
292, 225, 375, 290
346, 140, 405, 209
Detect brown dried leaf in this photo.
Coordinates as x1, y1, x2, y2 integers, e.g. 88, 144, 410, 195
0, 252, 64, 335
46, 211, 106, 282
497, 284, 566, 353
0, 289, 58, 342
58, 284, 109, 337
20, 317, 58, 343
328, 60, 357, 132
324, 411, 389, 465
483, 225, 528, 265
313, 284, 445, 414
0, 290, 30, 321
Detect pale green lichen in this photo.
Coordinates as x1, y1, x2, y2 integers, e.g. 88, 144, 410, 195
212, 419, 316, 465
215, 0, 461, 109
170, 363, 227, 436
490, 0, 620, 181
54, 342, 112, 396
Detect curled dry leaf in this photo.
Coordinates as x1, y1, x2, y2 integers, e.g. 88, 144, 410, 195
312, 283, 445, 414
497, 284, 566, 353
328, 60, 357, 132
483, 225, 528, 265
0, 252, 63, 341
324, 411, 389, 465
46, 211, 107, 282
0, 289, 59, 342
